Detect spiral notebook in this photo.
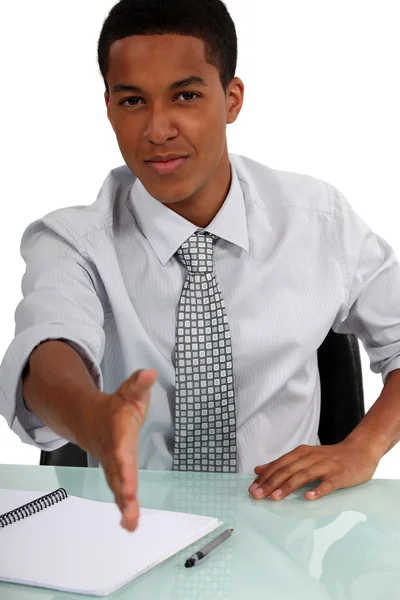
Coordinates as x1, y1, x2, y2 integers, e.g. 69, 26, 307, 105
0, 488, 222, 596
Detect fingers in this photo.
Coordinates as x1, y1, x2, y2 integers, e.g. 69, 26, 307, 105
254, 463, 270, 474
305, 477, 343, 501
120, 460, 137, 500
102, 422, 140, 531
249, 457, 337, 500
94, 371, 156, 533
249, 456, 308, 498
250, 446, 312, 493
104, 467, 125, 515
105, 463, 138, 530
121, 499, 140, 531
117, 432, 140, 531
104, 460, 139, 531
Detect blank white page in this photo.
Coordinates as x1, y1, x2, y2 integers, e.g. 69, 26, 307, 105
0, 489, 222, 596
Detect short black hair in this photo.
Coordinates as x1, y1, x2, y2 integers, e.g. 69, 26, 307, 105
97, 0, 238, 95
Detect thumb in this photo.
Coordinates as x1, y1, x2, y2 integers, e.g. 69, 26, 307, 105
125, 369, 158, 399
117, 369, 158, 426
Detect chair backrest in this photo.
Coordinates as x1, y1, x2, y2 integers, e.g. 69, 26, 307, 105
317, 329, 365, 444
40, 439, 87, 467
40, 330, 365, 466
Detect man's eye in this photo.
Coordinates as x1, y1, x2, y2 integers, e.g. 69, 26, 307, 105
120, 92, 200, 107
121, 97, 142, 106
177, 92, 200, 102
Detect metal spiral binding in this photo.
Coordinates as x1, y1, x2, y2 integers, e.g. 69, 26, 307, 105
0, 488, 68, 528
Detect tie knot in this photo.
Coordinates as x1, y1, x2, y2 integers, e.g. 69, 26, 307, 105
176, 229, 216, 274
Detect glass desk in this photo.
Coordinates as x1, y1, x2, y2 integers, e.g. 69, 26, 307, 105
1, 465, 400, 599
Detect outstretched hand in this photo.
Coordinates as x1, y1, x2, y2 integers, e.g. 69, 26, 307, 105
83, 369, 158, 532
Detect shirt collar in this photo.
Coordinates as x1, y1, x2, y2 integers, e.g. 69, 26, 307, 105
129, 158, 249, 266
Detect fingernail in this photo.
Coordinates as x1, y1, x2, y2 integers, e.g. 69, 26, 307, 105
249, 484, 259, 494
308, 491, 317, 499
271, 489, 283, 499
250, 486, 264, 497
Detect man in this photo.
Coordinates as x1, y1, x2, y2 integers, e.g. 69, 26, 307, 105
1, 0, 400, 533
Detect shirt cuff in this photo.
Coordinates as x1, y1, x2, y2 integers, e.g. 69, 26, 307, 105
0, 325, 103, 451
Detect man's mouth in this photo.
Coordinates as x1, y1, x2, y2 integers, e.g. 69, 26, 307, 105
146, 157, 189, 175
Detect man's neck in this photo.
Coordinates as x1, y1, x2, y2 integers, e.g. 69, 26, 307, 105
164, 156, 232, 229
168, 197, 226, 229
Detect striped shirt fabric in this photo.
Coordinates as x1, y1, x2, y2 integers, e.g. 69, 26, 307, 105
1, 153, 400, 473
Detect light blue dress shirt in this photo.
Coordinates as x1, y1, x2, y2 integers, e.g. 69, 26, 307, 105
1, 153, 400, 473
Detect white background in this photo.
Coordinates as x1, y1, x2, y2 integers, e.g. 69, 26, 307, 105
0, 0, 399, 478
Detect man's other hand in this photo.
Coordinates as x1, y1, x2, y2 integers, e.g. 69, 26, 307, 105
249, 440, 381, 501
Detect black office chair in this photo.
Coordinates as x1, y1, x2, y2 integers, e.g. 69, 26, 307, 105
40, 330, 365, 467
317, 330, 365, 445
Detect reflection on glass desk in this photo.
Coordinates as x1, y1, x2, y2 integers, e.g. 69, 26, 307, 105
1, 465, 400, 600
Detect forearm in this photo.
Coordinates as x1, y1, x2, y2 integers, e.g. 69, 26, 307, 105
346, 368, 400, 457
23, 340, 105, 449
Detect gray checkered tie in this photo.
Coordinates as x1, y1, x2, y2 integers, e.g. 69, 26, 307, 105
173, 229, 237, 472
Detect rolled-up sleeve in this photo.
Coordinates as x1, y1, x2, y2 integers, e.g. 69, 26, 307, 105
330, 184, 400, 384
0, 217, 105, 450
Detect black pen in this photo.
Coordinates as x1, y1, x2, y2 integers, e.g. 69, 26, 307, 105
184, 528, 234, 568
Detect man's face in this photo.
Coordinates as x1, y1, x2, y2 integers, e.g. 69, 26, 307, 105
105, 34, 243, 206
